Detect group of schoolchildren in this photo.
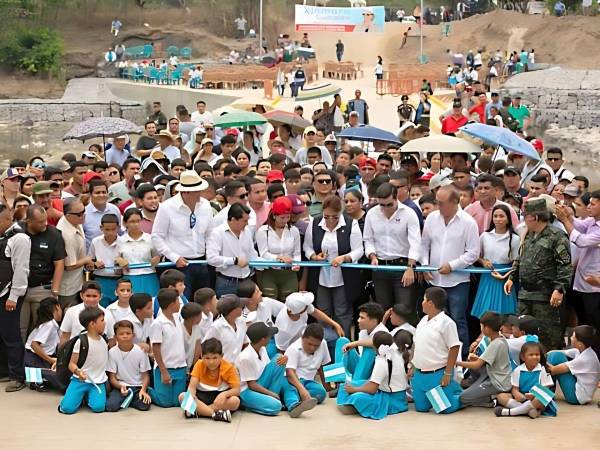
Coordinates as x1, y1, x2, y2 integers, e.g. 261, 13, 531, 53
23, 268, 600, 421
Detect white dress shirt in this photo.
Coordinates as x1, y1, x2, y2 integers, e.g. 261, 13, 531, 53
117, 232, 157, 275
206, 222, 259, 279
421, 209, 480, 287
364, 202, 421, 262
25, 320, 59, 354
149, 313, 187, 369
412, 312, 461, 371
236, 344, 270, 391
303, 215, 363, 287
202, 316, 248, 363
242, 297, 285, 326
151, 194, 213, 262
285, 337, 331, 381
480, 231, 520, 265
212, 204, 257, 236
256, 225, 301, 262
107, 344, 151, 387
60, 302, 115, 340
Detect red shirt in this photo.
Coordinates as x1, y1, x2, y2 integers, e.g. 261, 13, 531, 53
441, 114, 468, 135
469, 103, 486, 123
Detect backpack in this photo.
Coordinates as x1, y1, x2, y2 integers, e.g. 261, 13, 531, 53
55, 333, 91, 386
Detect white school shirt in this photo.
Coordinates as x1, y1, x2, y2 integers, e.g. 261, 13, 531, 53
370, 347, 408, 392
116, 232, 156, 276
412, 312, 461, 371
480, 231, 520, 265
236, 344, 270, 391
203, 316, 248, 363
149, 313, 187, 369
124, 311, 152, 345
73, 335, 108, 383
511, 363, 553, 389
274, 306, 315, 351
88, 236, 119, 277
212, 205, 257, 236
285, 337, 331, 381
107, 344, 151, 387
563, 347, 600, 404
363, 202, 421, 262
303, 215, 363, 288
256, 225, 301, 262
106, 302, 132, 323
391, 322, 416, 336
421, 209, 480, 287
506, 335, 528, 366
151, 194, 213, 262
206, 223, 259, 279
25, 320, 60, 355
358, 322, 389, 341
60, 303, 115, 340
198, 312, 213, 342
191, 110, 214, 126
182, 323, 203, 369
242, 297, 285, 326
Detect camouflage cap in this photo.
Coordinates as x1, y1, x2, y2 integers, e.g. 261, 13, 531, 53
524, 194, 556, 215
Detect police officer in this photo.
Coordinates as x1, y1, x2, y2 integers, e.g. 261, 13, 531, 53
397, 95, 415, 127
0, 204, 31, 392
504, 197, 572, 350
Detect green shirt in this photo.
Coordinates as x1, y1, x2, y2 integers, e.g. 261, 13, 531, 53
508, 105, 530, 127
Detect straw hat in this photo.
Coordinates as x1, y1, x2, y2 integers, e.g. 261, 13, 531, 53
176, 170, 208, 192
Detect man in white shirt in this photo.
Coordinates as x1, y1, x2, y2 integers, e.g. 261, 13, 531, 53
207, 203, 259, 297
411, 287, 462, 413
191, 100, 214, 126
421, 185, 479, 357
151, 171, 212, 299
364, 182, 421, 312
212, 180, 257, 234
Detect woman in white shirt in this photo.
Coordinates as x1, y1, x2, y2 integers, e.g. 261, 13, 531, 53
256, 197, 301, 301
472, 204, 520, 318
303, 195, 363, 337
116, 208, 161, 298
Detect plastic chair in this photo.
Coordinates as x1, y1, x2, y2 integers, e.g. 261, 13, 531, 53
147, 67, 159, 84
180, 47, 192, 59
157, 68, 168, 84
167, 45, 179, 57
143, 44, 153, 59
170, 69, 182, 85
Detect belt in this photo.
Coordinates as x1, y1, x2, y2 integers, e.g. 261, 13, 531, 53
217, 273, 247, 282
377, 257, 409, 266
417, 367, 446, 374
185, 255, 205, 261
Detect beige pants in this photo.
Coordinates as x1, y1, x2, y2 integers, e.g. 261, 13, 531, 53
20, 285, 52, 342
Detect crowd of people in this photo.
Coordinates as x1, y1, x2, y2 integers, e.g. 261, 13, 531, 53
0, 90, 598, 422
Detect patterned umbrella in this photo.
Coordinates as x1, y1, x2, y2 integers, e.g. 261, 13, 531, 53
62, 117, 142, 142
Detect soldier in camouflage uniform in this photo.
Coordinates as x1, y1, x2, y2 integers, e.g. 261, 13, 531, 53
504, 197, 572, 350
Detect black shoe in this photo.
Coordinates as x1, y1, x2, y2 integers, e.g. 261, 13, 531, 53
494, 406, 508, 417
212, 409, 232, 423
328, 387, 339, 398
184, 410, 198, 419
35, 383, 48, 392
289, 398, 318, 418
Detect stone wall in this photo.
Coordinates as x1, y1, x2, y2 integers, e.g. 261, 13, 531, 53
500, 68, 600, 129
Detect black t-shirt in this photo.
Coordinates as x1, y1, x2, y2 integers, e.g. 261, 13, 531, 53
25, 225, 67, 287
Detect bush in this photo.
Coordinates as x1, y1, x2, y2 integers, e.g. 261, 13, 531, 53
0, 27, 63, 75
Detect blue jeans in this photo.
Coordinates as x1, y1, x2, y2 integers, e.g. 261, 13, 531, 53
181, 262, 209, 300
60, 377, 107, 414
439, 282, 470, 358
215, 275, 241, 298
547, 351, 580, 404
149, 367, 187, 407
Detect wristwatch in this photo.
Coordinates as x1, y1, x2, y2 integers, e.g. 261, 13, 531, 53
233, 257, 238, 266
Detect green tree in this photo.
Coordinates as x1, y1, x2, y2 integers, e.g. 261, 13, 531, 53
0, 27, 63, 76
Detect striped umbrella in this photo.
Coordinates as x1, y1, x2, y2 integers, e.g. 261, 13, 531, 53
295, 83, 342, 102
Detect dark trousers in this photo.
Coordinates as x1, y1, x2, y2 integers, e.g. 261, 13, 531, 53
440, 282, 470, 358
23, 350, 65, 391
519, 299, 563, 350
336, 51, 343, 62
372, 270, 416, 312
316, 285, 352, 337
181, 262, 210, 300
290, 82, 298, 97
106, 387, 151, 412
0, 296, 24, 381
575, 291, 600, 332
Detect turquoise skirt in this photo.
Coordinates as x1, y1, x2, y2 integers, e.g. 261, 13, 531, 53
128, 273, 160, 298
337, 380, 408, 420
471, 264, 516, 318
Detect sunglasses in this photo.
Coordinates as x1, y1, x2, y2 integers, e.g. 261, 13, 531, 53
32, 162, 47, 169
190, 212, 196, 229
205, 127, 214, 131
547, 157, 562, 161
236, 193, 248, 199
67, 211, 85, 217
316, 179, 332, 184
108, 171, 119, 176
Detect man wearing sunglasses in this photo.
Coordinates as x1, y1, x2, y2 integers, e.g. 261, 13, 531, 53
211, 180, 257, 235
308, 172, 334, 218
546, 147, 575, 186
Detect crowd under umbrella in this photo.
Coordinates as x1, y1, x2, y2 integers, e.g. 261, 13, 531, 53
295, 83, 342, 102
62, 117, 142, 146
338, 125, 401, 145
230, 97, 277, 112
214, 110, 268, 129
459, 122, 540, 161
400, 135, 483, 154
262, 109, 312, 135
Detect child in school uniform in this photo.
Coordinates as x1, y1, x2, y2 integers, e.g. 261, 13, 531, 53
106, 320, 152, 412
88, 213, 120, 308
547, 325, 600, 405
192, 287, 217, 342
334, 302, 388, 382
495, 340, 557, 418
203, 294, 248, 364
237, 322, 317, 417
148, 288, 188, 407
274, 291, 344, 354
411, 287, 463, 414
105, 278, 133, 323
24, 297, 62, 391
181, 302, 204, 370
284, 323, 331, 406
383, 304, 416, 336
179, 338, 241, 422
153, 269, 189, 318
507, 315, 540, 368
457, 312, 512, 408
59, 307, 109, 414
125, 293, 153, 352
337, 330, 411, 420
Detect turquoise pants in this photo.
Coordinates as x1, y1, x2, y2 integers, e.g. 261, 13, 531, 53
149, 367, 187, 407
547, 351, 580, 405
59, 377, 106, 414
412, 368, 462, 414
334, 337, 376, 381
286, 378, 327, 405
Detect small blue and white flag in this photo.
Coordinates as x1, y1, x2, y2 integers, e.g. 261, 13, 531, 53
25, 367, 43, 384
426, 385, 451, 413
476, 336, 490, 355
180, 390, 197, 415
120, 389, 134, 409
323, 362, 348, 383
530, 383, 555, 407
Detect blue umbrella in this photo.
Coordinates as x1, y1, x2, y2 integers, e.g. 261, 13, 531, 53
338, 125, 401, 144
459, 123, 539, 160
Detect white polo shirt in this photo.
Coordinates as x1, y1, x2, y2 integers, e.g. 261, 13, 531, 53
60, 303, 115, 340
182, 323, 203, 369
412, 312, 461, 371
236, 344, 270, 391
243, 297, 285, 326
564, 347, 600, 404
391, 322, 416, 336
25, 320, 59, 355
370, 348, 408, 393
198, 312, 213, 343
203, 316, 248, 363
124, 312, 152, 345
149, 313, 187, 369
106, 302, 132, 323
285, 337, 331, 381
358, 322, 389, 341
107, 344, 151, 387
274, 305, 315, 351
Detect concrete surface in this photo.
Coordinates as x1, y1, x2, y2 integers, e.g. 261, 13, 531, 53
1, 388, 598, 450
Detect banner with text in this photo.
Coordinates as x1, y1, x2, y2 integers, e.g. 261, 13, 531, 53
295, 5, 385, 33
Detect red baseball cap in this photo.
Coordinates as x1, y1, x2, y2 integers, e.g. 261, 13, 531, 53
83, 171, 102, 185
271, 196, 292, 215
358, 157, 376, 169
266, 169, 284, 183
225, 128, 240, 137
